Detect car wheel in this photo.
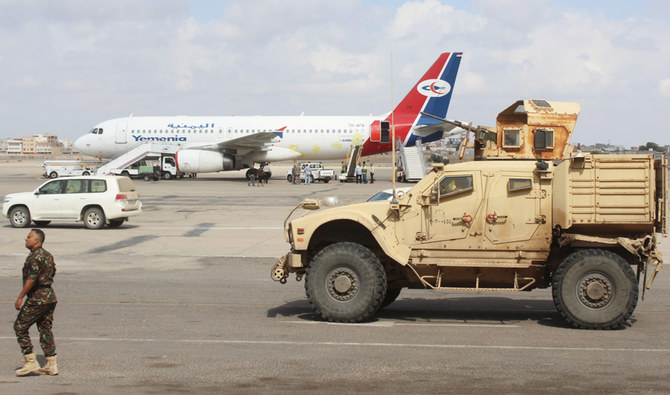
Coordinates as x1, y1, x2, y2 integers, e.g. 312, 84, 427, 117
323, 178, 330, 183
9, 206, 31, 228
49, 171, 58, 179
83, 207, 105, 229
108, 218, 125, 228
287, 174, 293, 183
143, 174, 151, 181
121, 171, 130, 178
552, 249, 638, 329
305, 242, 386, 322
33, 221, 51, 227
163, 172, 172, 180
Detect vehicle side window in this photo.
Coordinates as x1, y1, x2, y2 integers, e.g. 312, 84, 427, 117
508, 178, 532, 192
90, 180, 107, 193
438, 175, 473, 198
39, 180, 65, 194
65, 179, 88, 194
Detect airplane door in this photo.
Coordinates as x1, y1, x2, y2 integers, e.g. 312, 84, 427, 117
115, 119, 128, 144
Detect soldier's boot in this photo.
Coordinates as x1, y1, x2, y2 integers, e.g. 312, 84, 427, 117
38, 355, 58, 376
15, 352, 40, 376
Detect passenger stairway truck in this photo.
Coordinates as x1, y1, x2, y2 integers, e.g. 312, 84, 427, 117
339, 145, 363, 182
271, 99, 668, 330
95, 143, 180, 179
396, 138, 427, 182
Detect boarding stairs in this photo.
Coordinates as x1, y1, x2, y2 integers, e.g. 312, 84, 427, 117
339, 144, 363, 182
398, 138, 427, 182
96, 143, 179, 175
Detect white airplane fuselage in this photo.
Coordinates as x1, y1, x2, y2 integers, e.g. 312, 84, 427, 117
74, 52, 463, 173
76, 115, 379, 161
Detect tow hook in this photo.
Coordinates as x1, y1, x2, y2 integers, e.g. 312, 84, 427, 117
271, 254, 289, 284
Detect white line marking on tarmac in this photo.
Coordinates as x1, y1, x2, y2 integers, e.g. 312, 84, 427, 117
1, 336, 669, 353
281, 320, 518, 328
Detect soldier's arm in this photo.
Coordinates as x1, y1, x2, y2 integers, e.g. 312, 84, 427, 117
15, 279, 36, 310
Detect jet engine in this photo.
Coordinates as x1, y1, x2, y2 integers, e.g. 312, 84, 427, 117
175, 150, 234, 173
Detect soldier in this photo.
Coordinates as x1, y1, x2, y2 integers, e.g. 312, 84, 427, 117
14, 229, 58, 376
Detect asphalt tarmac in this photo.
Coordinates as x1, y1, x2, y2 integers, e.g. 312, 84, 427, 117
1, 160, 670, 394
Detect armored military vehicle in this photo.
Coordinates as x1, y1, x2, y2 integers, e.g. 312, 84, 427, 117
271, 99, 668, 329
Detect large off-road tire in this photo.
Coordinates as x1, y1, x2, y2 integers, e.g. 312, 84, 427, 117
9, 206, 31, 228
305, 242, 387, 322
380, 288, 402, 309
552, 249, 638, 329
83, 207, 105, 229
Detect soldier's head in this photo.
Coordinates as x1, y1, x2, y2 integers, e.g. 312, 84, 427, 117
25, 229, 45, 250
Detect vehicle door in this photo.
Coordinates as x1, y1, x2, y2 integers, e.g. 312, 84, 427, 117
33, 180, 66, 218
163, 157, 177, 174
484, 172, 551, 250
417, 172, 484, 248
61, 179, 90, 218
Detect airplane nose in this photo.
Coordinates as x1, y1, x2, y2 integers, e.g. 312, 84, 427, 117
74, 135, 91, 154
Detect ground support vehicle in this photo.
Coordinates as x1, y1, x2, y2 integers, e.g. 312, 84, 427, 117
3, 176, 142, 229
271, 99, 668, 329
286, 162, 335, 183
112, 155, 179, 180
43, 160, 105, 178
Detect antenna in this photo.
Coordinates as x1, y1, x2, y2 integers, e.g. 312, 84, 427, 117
390, 53, 398, 205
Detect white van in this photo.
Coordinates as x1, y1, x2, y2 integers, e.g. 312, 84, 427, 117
2, 176, 142, 229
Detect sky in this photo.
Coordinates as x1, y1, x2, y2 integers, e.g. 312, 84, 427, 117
1, 0, 669, 147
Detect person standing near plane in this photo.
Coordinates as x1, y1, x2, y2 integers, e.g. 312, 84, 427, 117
14, 229, 58, 376
362, 162, 368, 184
355, 163, 362, 184
292, 164, 300, 185
370, 163, 375, 184
304, 164, 312, 185
262, 163, 271, 184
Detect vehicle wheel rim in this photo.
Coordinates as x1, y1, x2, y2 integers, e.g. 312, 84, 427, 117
326, 267, 359, 301
13, 211, 26, 225
577, 272, 614, 309
87, 213, 101, 226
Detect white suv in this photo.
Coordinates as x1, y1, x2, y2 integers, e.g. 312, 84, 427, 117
2, 176, 142, 229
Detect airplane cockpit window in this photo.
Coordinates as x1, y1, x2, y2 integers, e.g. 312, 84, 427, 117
88, 128, 103, 134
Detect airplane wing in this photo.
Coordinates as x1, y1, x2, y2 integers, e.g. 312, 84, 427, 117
186, 131, 281, 154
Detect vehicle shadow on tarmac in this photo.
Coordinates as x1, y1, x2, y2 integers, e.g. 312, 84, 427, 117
266, 296, 585, 329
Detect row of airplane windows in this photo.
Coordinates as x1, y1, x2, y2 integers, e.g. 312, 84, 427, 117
129, 129, 360, 134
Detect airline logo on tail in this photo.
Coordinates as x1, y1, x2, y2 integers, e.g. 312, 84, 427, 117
361, 51, 462, 155
418, 79, 451, 97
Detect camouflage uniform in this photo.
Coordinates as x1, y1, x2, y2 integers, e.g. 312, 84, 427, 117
14, 247, 57, 357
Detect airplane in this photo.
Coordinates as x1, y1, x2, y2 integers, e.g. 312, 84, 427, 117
74, 52, 463, 176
